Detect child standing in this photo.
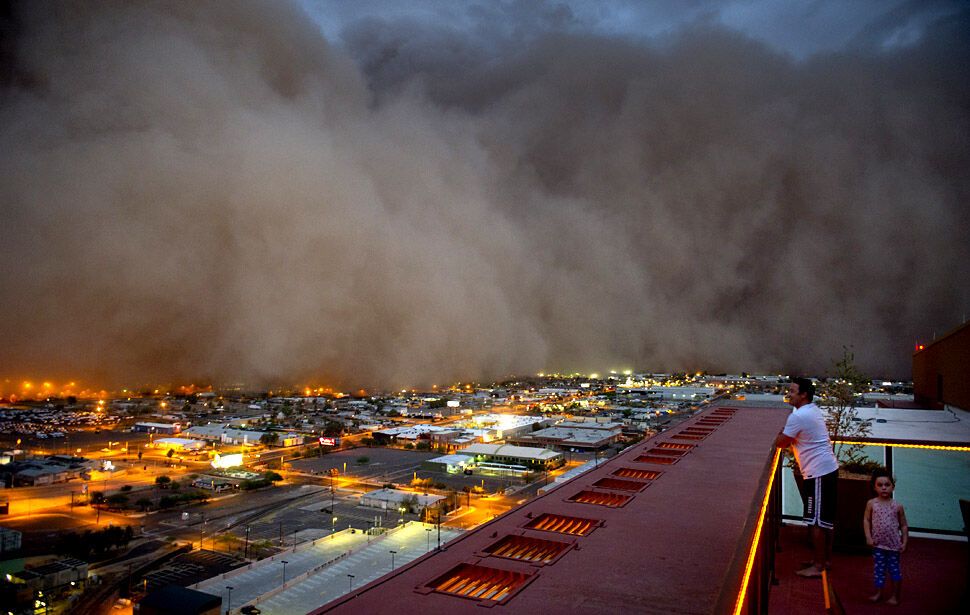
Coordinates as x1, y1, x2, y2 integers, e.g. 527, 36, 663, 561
863, 469, 908, 605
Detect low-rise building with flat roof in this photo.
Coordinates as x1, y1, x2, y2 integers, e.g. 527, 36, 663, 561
423, 454, 475, 474
153, 437, 205, 451
457, 443, 563, 471
133, 422, 182, 434
509, 425, 619, 450
183, 424, 268, 446
359, 488, 445, 511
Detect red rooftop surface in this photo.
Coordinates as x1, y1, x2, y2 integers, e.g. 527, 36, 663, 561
770, 524, 965, 614
314, 406, 788, 614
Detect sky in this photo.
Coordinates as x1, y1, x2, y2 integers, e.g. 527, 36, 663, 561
0, 1, 968, 390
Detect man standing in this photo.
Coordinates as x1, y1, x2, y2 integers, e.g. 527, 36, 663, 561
775, 377, 839, 578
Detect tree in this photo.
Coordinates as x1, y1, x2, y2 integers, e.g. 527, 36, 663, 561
260, 432, 279, 446
820, 348, 874, 468
401, 494, 420, 514
90, 491, 105, 506
263, 471, 283, 482
155, 475, 172, 488
135, 498, 153, 511
106, 493, 129, 508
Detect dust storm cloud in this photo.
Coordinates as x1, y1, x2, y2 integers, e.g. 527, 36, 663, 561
1, 1, 968, 388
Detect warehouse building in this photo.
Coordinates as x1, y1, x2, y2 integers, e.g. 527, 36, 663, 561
458, 443, 563, 471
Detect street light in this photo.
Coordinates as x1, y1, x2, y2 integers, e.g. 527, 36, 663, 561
244, 526, 251, 559
425, 528, 432, 552
281, 560, 288, 586
348, 574, 355, 591
225, 586, 233, 615
389, 550, 396, 570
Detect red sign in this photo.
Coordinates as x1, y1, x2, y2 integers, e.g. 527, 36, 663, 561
319, 437, 337, 446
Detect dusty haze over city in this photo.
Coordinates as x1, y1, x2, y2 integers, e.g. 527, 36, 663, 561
1, 1, 968, 389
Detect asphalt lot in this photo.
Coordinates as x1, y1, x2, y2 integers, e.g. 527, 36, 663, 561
290, 447, 438, 483
291, 446, 537, 494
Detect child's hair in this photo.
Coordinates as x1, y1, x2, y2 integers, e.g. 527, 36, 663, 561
870, 467, 895, 489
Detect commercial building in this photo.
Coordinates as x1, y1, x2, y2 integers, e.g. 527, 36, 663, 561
457, 443, 563, 471
371, 424, 451, 444
509, 424, 620, 450
461, 414, 551, 441
913, 318, 970, 411
2, 456, 95, 486
152, 437, 205, 452
183, 424, 268, 446
359, 488, 445, 511
11, 558, 88, 592
622, 386, 716, 401
133, 422, 182, 434
422, 454, 475, 474
509, 419, 623, 450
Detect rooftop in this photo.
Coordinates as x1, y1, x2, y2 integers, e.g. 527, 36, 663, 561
460, 443, 562, 461
315, 406, 786, 613
521, 427, 616, 444
851, 405, 970, 445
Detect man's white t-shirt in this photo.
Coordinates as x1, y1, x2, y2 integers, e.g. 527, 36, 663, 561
783, 402, 839, 479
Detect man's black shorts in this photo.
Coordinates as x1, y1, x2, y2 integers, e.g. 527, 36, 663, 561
799, 469, 837, 529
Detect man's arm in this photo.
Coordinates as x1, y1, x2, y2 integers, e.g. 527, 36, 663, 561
775, 432, 794, 449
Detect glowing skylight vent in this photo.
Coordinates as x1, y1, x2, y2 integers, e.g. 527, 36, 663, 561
612, 467, 662, 480
429, 563, 531, 602
568, 490, 632, 507
483, 535, 570, 564
592, 477, 649, 492
524, 513, 599, 536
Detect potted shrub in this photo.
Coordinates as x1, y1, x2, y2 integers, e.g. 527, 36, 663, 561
820, 349, 876, 552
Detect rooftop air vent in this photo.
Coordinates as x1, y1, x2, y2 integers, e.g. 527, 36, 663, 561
428, 563, 532, 603
633, 454, 680, 465
671, 433, 706, 441
612, 467, 662, 480
656, 442, 695, 451
643, 447, 689, 457
592, 477, 649, 492
483, 534, 571, 565
524, 513, 600, 536
567, 490, 633, 507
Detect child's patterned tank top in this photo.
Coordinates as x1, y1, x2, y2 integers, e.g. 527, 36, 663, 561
871, 498, 902, 551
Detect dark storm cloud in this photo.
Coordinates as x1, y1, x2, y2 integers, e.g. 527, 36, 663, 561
1, 1, 968, 388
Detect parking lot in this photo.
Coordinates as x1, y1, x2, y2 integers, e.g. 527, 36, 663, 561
290, 447, 538, 495
290, 447, 438, 484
